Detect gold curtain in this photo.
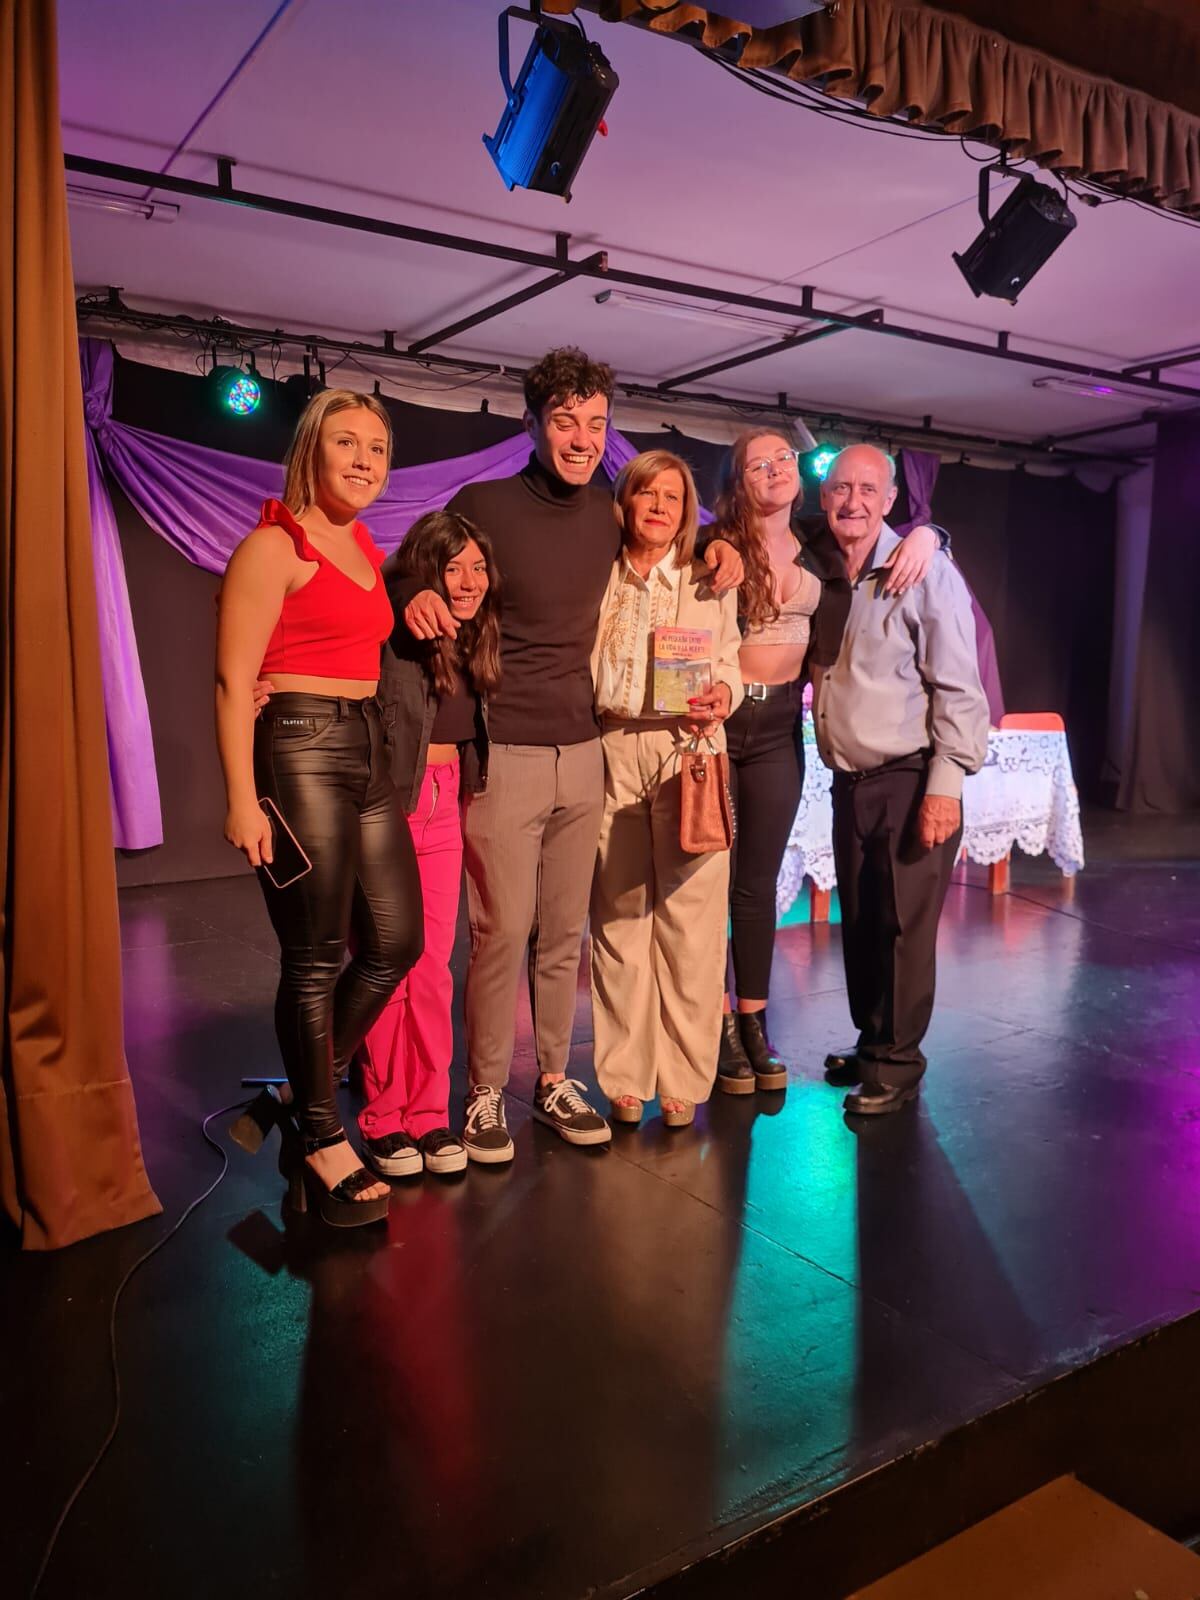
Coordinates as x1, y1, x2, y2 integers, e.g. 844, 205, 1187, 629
589, 0, 1200, 213
0, 0, 161, 1248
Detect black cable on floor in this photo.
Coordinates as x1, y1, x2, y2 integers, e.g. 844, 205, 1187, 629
28, 1096, 252, 1600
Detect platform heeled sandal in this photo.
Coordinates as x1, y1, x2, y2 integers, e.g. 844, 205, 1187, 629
660, 1099, 695, 1129
280, 1127, 390, 1230
610, 1096, 643, 1125
228, 1082, 293, 1155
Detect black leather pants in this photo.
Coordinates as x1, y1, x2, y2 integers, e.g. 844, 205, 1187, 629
253, 694, 423, 1142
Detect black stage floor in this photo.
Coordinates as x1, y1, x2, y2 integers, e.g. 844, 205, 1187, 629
6, 813, 1200, 1599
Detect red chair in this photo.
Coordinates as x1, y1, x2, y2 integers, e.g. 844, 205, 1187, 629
988, 712, 1065, 890
999, 712, 1064, 732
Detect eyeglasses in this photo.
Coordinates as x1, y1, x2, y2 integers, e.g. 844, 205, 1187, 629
744, 449, 800, 480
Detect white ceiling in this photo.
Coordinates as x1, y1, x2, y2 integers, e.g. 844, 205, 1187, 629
57, 0, 1200, 459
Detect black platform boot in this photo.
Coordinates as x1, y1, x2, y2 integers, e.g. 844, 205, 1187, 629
737, 1012, 789, 1091
716, 1014, 755, 1096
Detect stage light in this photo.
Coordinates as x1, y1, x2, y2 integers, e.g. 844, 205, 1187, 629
953, 168, 1076, 304
484, 10, 618, 201
225, 373, 261, 415
809, 446, 838, 479
209, 363, 262, 416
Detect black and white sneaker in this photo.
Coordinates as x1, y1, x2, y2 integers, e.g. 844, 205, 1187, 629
533, 1078, 612, 1147
462, 1085, 515, 1165
361, 1130, 423, 1180
418, 1127, 468, 1175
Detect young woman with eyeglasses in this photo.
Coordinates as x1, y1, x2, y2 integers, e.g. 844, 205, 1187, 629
711, 429, 940, 1094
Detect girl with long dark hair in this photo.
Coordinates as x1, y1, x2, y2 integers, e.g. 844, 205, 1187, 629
358, 511, 501, 1178
711, 428, 940, 1093
217, 390, 422, 1228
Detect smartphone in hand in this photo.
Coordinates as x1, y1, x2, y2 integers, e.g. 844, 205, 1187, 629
258, 796, 312, 890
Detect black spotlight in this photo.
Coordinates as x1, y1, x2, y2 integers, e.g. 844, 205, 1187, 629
484, 8, 617, 202
282, 355, 326, 413
953, 165, 1076, 304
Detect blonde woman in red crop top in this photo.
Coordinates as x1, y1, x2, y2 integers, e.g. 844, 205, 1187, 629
216, 390, 422, 1229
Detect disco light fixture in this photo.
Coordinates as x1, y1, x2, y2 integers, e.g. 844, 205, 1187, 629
209, 359, 263, 416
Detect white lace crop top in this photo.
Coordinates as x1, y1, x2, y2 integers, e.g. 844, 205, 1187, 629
745, 565, 821, 647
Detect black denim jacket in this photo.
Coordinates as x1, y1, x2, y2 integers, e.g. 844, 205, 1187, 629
376, 568, 489, 815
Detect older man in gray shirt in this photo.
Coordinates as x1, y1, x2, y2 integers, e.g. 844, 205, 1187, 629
813, 445, 988, 1116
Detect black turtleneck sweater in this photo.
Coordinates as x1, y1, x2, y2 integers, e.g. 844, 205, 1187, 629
446, 454, 621, 745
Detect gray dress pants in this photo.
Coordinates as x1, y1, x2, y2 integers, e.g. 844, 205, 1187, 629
463, 739, 604, 1087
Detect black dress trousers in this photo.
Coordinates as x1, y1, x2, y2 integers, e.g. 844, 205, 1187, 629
831, 759, 962, 1089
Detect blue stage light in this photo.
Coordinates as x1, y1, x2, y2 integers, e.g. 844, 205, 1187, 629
810, 447, 838, 479
484, 11, 617, 201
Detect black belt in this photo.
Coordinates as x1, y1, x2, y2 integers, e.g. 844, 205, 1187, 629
833, 750, 931, 785
742, 680, 800, 702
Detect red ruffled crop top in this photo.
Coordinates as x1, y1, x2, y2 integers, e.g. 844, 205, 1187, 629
257, 500, 393, 680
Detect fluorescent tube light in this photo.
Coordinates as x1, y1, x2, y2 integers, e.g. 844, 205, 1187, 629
1031, 375, 1169, 406
66, 184, 180, 223
595, 288, 805, 338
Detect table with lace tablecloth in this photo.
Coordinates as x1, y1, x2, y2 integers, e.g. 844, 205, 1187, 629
777, 714, 1085, 918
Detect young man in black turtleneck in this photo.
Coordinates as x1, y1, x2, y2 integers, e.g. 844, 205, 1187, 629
404, 348, 741, 1163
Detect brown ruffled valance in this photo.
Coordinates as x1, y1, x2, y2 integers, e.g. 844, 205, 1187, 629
569, 0, 1200, 214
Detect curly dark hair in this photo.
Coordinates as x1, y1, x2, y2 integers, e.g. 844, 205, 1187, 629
523, 346, 615, 420
394, 512, 502, 699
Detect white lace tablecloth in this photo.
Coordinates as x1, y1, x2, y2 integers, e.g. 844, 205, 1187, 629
777, 717, 1085, 915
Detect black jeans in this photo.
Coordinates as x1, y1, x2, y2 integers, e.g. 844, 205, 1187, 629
253, 694, 423, 1142
831, 759, 961, 1089
724, 680, 805, 1001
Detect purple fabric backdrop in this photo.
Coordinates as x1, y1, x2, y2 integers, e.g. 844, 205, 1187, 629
81, 342, 163, 848
895, 447, 939, 533
899, 448, 1006, 726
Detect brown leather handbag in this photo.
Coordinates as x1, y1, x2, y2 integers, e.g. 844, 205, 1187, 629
679, 736, 735, 854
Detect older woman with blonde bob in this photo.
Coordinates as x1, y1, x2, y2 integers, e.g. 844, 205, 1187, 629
589, 450, 743, 1128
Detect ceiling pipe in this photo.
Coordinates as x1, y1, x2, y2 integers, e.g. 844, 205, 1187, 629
140, 0, 299, 203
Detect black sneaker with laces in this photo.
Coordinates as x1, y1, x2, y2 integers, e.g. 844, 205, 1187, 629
462, 1085, 515, 1165
361, 1130, 423, 1179
533, 1077, 611, 1147
418, 1126, 468, 1175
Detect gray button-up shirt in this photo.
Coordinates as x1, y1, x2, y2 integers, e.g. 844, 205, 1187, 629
813, 524, 989, 799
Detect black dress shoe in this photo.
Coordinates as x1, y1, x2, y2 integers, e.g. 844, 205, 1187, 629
824, 1048, 863, 1087
737, 1012, 788, 1091
716, 1014, 755, 1096
843, 1082, 919, 1117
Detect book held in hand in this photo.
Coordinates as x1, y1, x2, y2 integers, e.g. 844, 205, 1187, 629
652, 626, 712, 715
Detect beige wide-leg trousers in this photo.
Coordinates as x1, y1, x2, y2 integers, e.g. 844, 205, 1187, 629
590, 719, 729, 1105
